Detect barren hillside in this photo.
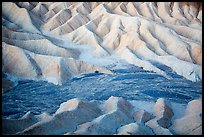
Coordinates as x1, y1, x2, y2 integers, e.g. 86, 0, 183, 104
2, 2, 202, 86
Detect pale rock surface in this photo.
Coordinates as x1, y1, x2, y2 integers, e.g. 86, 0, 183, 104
133, 109, 155, 123
18, 98, 101, 135
152, 98, 174, 128
144, 98, 174, 135
2, 2, 202, 84
170, 113, 202, 135
35, 112, 53, 122
2, 42, 112, 85
2, 2, 40, 33
103, 96, 133, 115
2, 97, 202, 135
1, 2, 202, 135
145, 119, 173, 135
169, 99, 202, 135
55, 98, 101, 115
117, 122, 154, 135
2, 111, 38, 135
71, 96, 134, 134
185, 98, 202, 115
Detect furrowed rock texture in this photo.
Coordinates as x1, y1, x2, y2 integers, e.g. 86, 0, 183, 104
2, 96, 202, 135
2, 2, 202, 86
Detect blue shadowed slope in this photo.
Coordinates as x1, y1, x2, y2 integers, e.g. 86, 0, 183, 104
2, 66, 202, 119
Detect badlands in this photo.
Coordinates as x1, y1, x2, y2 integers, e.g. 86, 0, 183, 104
2, 96, 202, 135
2, 2, 202, 135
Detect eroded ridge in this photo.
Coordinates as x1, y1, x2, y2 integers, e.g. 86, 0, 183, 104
2, 96, 202, 135
2, 2, 202, 88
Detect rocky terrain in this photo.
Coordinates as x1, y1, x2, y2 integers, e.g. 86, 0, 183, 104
2, 2, 202, 135
2, 96, 202, 135
2, 2, 202, 87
